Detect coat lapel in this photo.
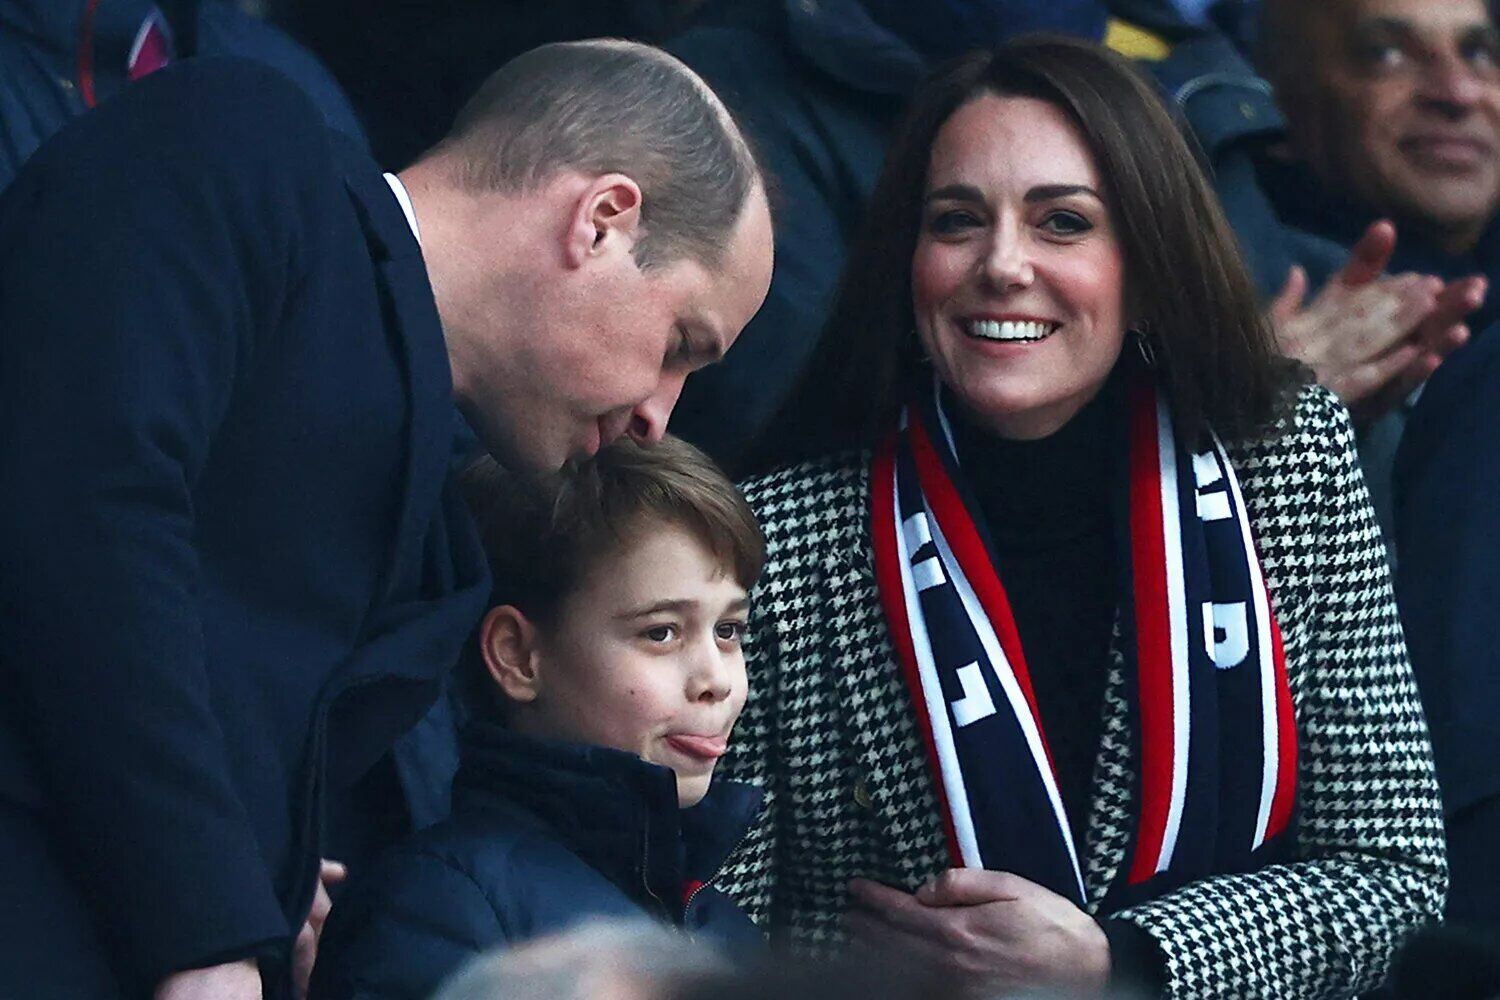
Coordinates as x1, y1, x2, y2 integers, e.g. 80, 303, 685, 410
340, 162, 455, 609
830, 464, 950, 887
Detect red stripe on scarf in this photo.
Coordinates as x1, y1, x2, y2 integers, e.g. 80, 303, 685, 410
1127, 381, 1175, 884
1265, 604, 1298, 839
905, 409, 1060, 784
871, 431, 963, 867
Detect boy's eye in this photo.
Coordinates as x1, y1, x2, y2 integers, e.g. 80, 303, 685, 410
715, 621, 748, 643
643, 624, 678, 643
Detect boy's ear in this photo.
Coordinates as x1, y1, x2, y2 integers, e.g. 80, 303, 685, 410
481, 605, 545, 704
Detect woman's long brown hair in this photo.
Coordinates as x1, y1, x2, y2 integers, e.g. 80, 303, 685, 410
744, 37, 1296, 475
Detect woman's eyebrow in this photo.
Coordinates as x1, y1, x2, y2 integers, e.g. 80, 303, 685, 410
925, 183, 985, 203
1025, 183, 1102, 203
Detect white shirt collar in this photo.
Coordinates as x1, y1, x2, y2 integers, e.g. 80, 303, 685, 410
382, 172, 421, 247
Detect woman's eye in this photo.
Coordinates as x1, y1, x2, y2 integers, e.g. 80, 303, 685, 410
928, 209, 982, 236
1039, 210, 1092, 236
644, 624, 678, 643
715, 621, 748, 642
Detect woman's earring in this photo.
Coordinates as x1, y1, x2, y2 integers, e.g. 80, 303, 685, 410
1130, 323, 1156, 368
914, 328, 932, 365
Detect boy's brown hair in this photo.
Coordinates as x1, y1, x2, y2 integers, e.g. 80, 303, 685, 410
461, 434, 765, 629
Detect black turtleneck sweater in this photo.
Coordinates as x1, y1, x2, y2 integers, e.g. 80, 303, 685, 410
945, 376, 1166, 993
945, 380, 1122, 851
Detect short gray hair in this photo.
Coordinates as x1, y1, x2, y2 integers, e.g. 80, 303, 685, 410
433, 39, 760, 270
431, 918, 728, 1000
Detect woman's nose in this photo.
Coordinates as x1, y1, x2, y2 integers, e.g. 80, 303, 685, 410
981, 222, 1034, 292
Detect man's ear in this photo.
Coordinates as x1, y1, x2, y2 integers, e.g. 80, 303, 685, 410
481, 605, 545, 704
563, 173, 643, 269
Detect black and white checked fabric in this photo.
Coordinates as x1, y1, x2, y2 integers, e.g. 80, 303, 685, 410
720, 384, 1446, 999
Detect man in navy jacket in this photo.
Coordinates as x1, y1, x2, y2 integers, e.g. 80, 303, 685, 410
0, 43, 772, 1000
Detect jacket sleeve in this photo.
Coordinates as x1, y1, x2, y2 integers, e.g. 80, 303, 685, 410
0, 60, 323, 983
1110, 392, 1448, 999
312, 850, 507, 1000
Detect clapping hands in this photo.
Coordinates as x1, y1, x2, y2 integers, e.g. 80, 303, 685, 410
1270, 220, 1485, 423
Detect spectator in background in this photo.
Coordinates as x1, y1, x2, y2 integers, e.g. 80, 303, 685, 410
268, 0, 693, 169
1396, 233, 1500, 931
1236, 0, 1500, 931
1246, 0, 1493, 536
0, 40, 771, 1000
0, 0, 368, 190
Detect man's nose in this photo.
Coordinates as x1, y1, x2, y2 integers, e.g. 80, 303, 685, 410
627, 370, 687, 445
1419, 52, 1487, 111
981, 219, 1034, 292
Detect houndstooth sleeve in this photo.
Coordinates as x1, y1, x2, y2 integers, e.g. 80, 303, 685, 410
710, 471, 800, 928
1110, 389, 1448, 999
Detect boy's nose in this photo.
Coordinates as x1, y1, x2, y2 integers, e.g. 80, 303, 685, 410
688, 654, 734, 703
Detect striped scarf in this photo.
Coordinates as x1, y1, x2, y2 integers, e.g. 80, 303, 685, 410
871, 372, 1297, 906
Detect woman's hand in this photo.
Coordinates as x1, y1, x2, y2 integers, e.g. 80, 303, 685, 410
846, 869, 1110, 997
154, 960, 262, 1000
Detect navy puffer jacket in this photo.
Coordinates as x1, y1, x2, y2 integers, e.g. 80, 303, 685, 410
311, 722, 764, 1000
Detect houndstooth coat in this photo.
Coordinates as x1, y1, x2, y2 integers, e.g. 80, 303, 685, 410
719, 384, 1446, 999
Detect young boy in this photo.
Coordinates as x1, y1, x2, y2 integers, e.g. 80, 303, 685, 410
311, 435, 766, 1000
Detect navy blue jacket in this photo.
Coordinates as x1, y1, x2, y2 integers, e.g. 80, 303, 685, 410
312, 723, 764, 1000
0, 59, 489, 993
1396, 319, 1500, 821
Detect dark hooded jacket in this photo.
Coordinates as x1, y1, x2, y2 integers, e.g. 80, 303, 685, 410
311, 722, 764, 1000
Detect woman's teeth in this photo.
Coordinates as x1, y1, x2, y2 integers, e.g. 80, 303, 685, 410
966, 319, 1057, 342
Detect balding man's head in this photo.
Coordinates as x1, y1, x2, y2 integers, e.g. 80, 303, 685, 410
405, 40, 773, 473
1261, 0, 1500, 253
428, 39, 760, 271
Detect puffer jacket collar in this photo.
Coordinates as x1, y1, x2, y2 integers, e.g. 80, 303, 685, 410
452, 720, 763, 919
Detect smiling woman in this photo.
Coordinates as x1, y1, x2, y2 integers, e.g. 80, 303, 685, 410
723, 36, 1447, 1000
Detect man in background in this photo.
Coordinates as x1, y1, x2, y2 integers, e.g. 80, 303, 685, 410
1258, 0, 1500, 929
